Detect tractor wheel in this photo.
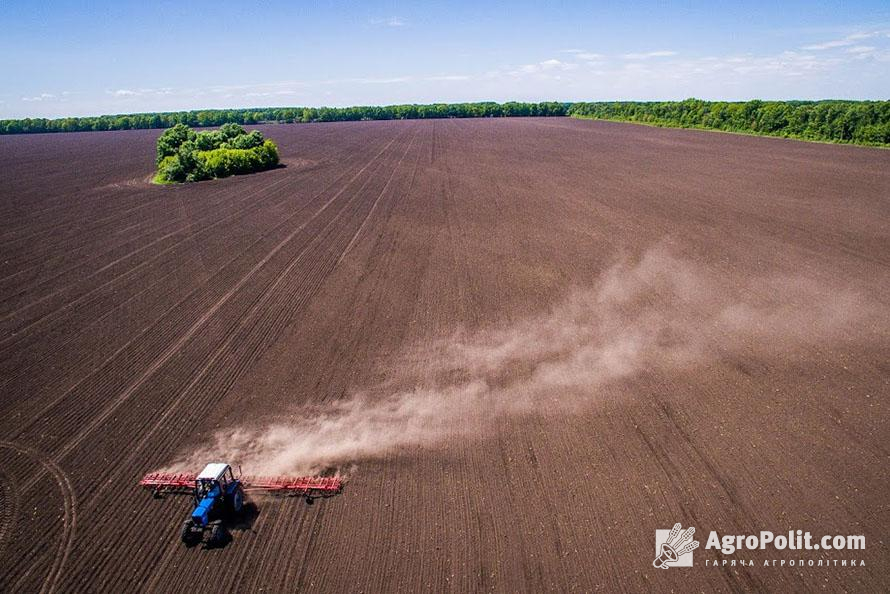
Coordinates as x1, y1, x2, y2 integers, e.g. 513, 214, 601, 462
209, 523, 225, 547
230, 486, 244, 515
180, 520, 197, 544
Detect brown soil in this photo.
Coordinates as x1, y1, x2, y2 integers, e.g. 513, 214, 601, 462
0, 118, 887, 592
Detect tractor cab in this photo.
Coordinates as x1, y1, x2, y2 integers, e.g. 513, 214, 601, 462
193, 463, 235, 504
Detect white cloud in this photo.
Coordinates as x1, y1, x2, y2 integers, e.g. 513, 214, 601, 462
370, 16, 406, 27
680, 51, 840, 78
509, 58, 577, 76
106, 87, 175, 98
352, 76, 411, 84
244, 90, 299, 98
802, 30, 889, 51
802, 39, 855, 50
425, 75, 471, 81
21, 93, 55, 102
623, 50, 677, 59
559, 49, 604, 60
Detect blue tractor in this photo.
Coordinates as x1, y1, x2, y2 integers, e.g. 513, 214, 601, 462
180, 463, 244, 547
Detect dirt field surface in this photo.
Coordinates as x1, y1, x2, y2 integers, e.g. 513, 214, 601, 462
0, 118, 888, 592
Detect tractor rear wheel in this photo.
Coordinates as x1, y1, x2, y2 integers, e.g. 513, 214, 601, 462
180, 520, 197, 544
230, 486, 244, 515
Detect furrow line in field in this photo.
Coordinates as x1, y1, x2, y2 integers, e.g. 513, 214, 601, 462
0, 179, 279, 311
0, 127, 352, 301
0, 442, 76, 594
13, 127, 406, 469
0, 134, 388, 429
62, 126, 417, 589
79, 123, 413, 504
0, 171, 316, 392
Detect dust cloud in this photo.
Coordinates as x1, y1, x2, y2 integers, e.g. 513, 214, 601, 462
173, 247, 873, 476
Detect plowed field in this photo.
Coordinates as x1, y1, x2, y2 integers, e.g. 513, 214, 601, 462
0, 118, 888, 592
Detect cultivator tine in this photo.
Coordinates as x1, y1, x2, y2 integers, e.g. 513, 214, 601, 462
139, 472, 197, 495
242, 475, 344, 497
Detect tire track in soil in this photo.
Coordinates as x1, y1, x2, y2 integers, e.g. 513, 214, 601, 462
0, 125, 348, 309
225, 502, 289, 591
103, 127, 419, 487
653, 398, 772, 592
0, 193, 157, 258
0, 130, 399, 437
290, 503, 329, 592
0, 192, 169, 273
0, 181, 276, 318
0, 441, 76, 594
0, 143, 157, 228
12, 128, 408, 474
0, 143, 365, 422
268, 135, 429, 583
228, 501, 306, 593
0, 129, 351, 312
0, 175, 293, 338
0, 123, 342, 248
85, 121, 407, 552
2, 125, 413, 590
0, 128, 276, 259
261, 128, 426, 593
69, 125, 420, 590
0, 200, 187, 294
257, 501, 312, 592
0, 129, 354, 352
0, 467, 19, 562
0, 180, 292, 368
336, 126, 451, 594
0, 173, 308, 399
0, 193, 288, 436
335, 128, 419, 266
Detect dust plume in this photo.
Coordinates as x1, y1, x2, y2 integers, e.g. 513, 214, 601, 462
173, 247, 876, 475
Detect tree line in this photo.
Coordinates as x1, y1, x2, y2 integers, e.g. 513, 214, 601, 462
568, 99, 890, 146
3, 99, 888, 146
0, 102, 568, 135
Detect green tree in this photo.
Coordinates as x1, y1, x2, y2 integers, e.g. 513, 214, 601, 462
156, 123, 194, 164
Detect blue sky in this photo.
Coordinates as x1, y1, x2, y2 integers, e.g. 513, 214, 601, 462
2, 0, 888, 118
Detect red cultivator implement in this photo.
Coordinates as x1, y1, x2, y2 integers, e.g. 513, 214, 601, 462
140, 463, 344, 547
140, 470, 343, 501
243, 475, 343, 497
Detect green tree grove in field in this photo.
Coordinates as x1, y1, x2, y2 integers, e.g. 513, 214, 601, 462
567, 99, 890, 146
154, 123, 279, 183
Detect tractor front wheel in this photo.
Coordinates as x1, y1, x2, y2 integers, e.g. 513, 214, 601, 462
209, 523, 225, 547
